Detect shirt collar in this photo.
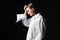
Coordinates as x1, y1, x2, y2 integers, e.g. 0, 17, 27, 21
31, 13, 40, 19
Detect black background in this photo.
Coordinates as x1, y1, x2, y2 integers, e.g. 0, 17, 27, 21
8, 0, 56, 40
0, 0, 57, 40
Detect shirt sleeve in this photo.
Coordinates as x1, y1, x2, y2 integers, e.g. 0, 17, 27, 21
39, 16, 46, 39
41, 17, 46, 39
34, 16, 46, 40
16, 14, 27, 23
33, 18, 43, 40
16, 14, 29, 27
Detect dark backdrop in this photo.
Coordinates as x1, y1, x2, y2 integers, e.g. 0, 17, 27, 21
6, 0, 56, 40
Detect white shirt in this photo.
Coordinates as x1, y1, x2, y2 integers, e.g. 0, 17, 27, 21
16, 13, 46, 40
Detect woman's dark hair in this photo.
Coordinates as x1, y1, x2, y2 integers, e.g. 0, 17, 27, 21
27, 3, 35, 8
27, 3, 39, 13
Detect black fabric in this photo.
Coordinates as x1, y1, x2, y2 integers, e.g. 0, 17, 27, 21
26, 13, 32, 19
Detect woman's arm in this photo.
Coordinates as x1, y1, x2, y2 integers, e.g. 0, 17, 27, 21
16, 14, 27, 23
34, 16, 46, 40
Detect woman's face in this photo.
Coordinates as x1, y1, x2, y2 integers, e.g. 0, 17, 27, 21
26, 7, 35, 16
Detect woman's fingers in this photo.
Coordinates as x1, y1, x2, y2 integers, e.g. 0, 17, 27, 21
24, 5, 27, 10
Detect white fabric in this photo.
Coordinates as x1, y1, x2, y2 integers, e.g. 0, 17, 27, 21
16, 13, 46, 40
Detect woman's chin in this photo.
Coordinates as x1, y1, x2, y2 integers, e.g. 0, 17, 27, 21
28, 13, 34, 16
30, 14, 34, 16
28, 14, 32, 16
